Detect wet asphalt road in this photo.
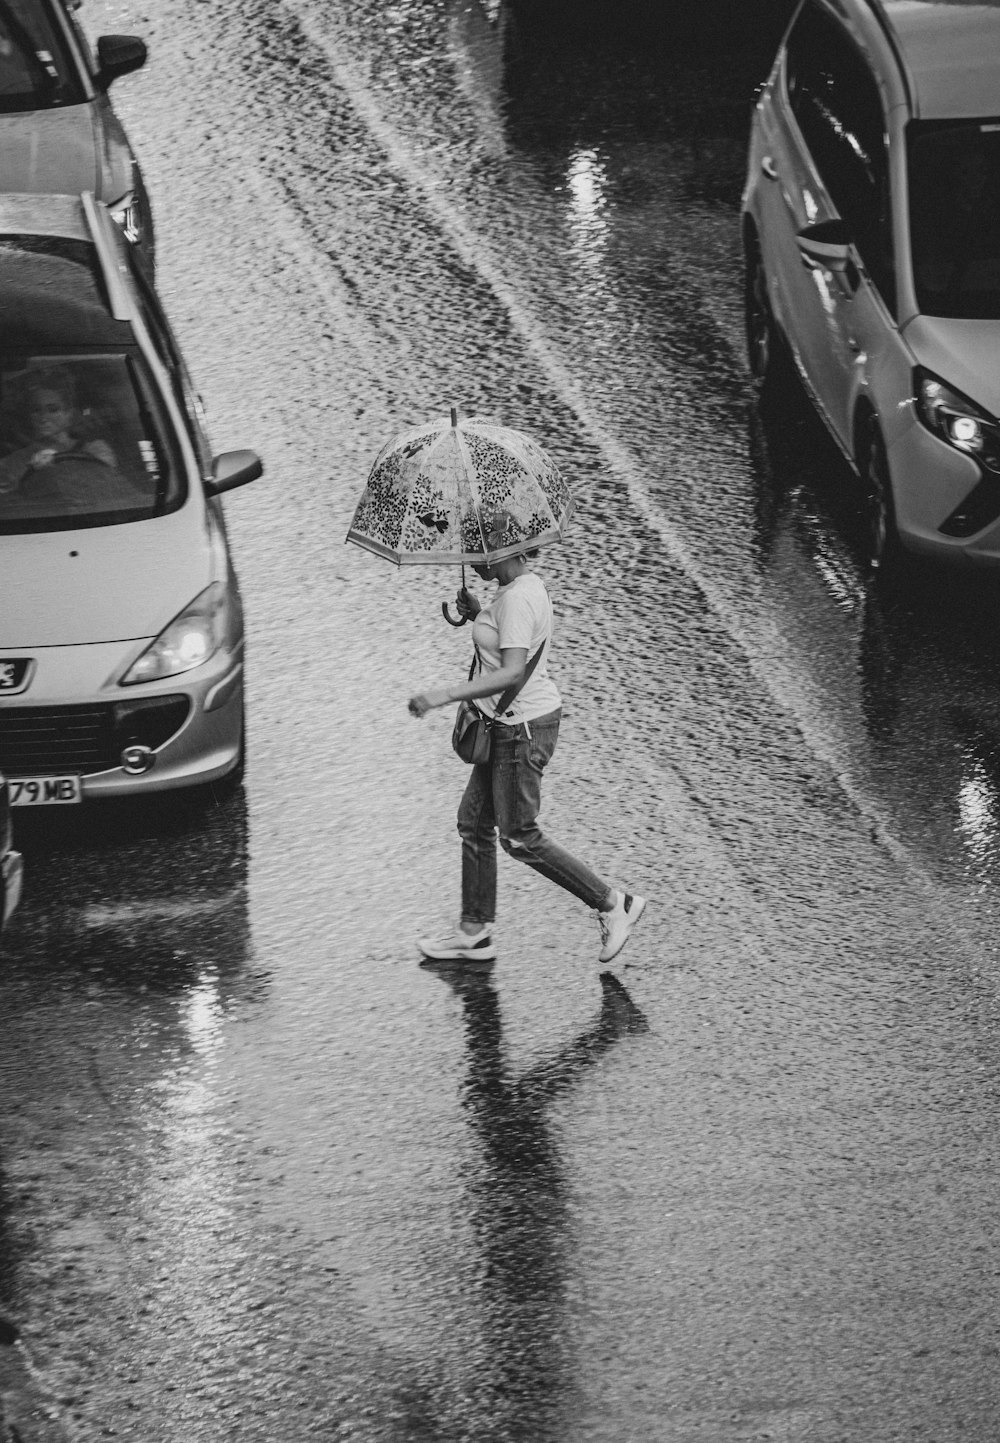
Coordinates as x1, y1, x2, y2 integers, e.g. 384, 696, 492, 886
4, 1, 1000, 1439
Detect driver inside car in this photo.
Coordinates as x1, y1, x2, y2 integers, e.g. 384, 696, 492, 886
0, 369, 121, 510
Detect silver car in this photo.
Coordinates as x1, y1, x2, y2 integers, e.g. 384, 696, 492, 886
743, 0, 1000, 568
0, 193, 261, 807
0, 0, 150, 252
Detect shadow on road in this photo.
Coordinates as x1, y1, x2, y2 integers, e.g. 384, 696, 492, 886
423, 965, 647, 1439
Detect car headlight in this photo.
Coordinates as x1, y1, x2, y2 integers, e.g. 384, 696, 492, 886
109, 193, 142, 246
121, 584, 235, 685
914, 368, 1000, 474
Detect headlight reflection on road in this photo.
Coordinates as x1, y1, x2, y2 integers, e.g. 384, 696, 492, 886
566, 148, 609, 278
143, 969, 246, 1375
957, 755, 1000, 871
183, 975, 226, 1058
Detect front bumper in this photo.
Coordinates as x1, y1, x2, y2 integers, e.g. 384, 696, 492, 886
888, 417, 1000, 567
80, 668, 244, 797
0, 636, 244, 799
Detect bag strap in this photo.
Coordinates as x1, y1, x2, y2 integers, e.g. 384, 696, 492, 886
465, 638, 546, 717
492, 639, 545, 720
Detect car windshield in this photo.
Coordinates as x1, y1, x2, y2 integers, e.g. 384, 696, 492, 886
0, 0, 82, 112
0, 352, 183, 534
908, 119, 1000, 320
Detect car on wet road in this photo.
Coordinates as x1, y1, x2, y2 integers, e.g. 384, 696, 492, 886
743, 0, 1000, 569
0, 192, 262, 806
0, 0, 152, 254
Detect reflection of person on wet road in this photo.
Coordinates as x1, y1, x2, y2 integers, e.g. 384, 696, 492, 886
433, 966, 647, 1435
408, 552, 646, 964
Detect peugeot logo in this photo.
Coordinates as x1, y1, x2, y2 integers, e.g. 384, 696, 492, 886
0, 659, 33, 695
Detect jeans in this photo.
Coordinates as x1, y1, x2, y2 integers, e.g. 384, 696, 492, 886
458, 708, 612, 927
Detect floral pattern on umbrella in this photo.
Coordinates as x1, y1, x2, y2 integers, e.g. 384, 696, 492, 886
347, 413, 573, 565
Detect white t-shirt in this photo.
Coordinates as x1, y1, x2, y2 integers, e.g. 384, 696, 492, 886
471, 571, 562, 723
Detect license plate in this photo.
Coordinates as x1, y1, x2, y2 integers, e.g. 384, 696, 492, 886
9, 775, 82, 806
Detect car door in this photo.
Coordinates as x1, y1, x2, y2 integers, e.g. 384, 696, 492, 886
753, 28, 836, 418
786, 13, 908, 452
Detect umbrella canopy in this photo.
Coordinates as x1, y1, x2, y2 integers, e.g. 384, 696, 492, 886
346, 412, 573, 565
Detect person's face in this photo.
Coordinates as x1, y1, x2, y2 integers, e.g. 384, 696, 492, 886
472, 562, 496, 581
29, 390, 73, 441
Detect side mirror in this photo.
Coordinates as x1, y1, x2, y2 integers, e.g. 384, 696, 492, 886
796, 220, 858, 295
95, 34, 147, 90
204, 450, 263, 497
796, 219, 853, 272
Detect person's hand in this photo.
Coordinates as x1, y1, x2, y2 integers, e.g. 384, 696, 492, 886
408, 687, 451, 718
455, 586, 480, 621
30, 447, 57, 469
84, 439, 116, 467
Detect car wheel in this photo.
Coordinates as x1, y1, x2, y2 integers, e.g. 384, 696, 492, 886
744, 240, 789, 393
859, 420, 901, 573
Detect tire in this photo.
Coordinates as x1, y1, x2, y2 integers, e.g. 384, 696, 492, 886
744, 238, 790, 395
858, 418, 902, 574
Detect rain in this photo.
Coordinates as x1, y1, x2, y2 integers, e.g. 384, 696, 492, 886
3, 1, 1000, 1439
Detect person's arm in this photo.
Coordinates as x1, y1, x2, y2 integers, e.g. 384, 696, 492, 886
408, 646, 527, 718
0, 454, 20, 494
0, 444, 38, 493
81, 438, 116, 467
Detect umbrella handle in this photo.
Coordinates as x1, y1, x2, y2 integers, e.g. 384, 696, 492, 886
442, 562, 470, 625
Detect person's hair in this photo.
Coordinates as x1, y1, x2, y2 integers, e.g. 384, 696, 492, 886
23, 367, 76, 410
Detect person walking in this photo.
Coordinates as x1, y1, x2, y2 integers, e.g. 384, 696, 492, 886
408, 552, 645, 964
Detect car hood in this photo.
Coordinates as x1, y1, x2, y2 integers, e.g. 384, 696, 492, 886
902, 315, 1000, 419
0, 105, 99, 197
0, 509, 216, 647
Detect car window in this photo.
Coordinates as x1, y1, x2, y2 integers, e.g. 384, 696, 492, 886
0, 0, 85, 111
130, 261, 215, 472
53, 0, 92, 71
908, 120, 1000, 321
785, 1, 895, 309
0, 352, 184, 533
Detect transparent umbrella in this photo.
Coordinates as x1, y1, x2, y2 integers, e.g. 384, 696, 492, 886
346, 408, 573, 623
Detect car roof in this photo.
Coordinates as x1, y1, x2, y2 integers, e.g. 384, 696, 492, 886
877, 1, 1000, 119
0, 195, 131, 347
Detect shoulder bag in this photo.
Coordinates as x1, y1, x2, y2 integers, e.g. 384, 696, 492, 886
451, 642, 545, 765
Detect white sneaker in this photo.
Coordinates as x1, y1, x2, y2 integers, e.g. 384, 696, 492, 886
598, 891, 646, 963
418, 925, 497, 963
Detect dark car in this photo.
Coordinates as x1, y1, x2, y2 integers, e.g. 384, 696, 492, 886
0, 0, 152, 255
0, 768, 23, 935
